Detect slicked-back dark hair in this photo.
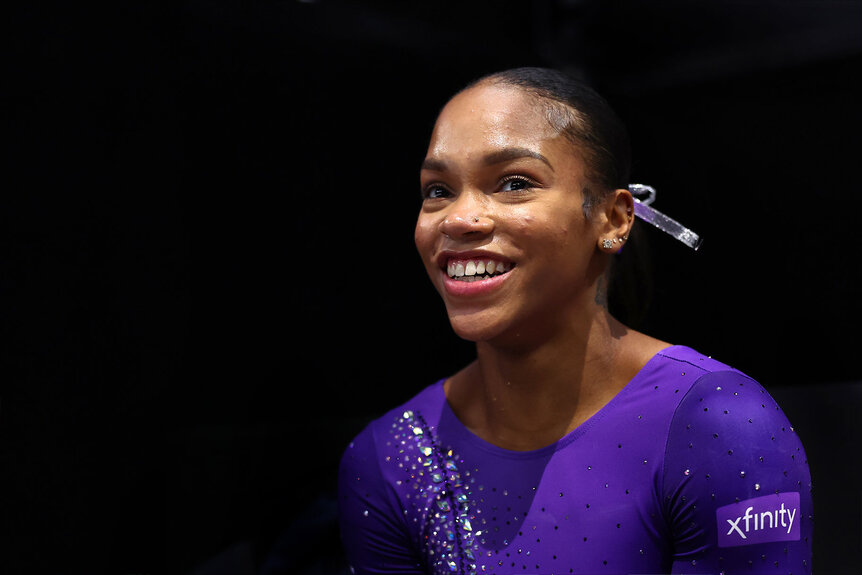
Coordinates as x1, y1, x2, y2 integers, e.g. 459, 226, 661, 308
464, 67, 632, 212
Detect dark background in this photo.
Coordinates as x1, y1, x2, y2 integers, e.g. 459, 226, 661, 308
4, 1, 862, 573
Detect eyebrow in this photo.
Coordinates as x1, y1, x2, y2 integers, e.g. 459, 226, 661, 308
421, 146, 554, 172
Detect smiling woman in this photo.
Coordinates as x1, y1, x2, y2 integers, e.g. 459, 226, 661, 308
414, 77, 622, 350
337, 68, 812, 575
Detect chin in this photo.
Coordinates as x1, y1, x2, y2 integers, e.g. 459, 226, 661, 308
445, 308, 516, 345
450, 325, 493, 343
446, 312, 496, 343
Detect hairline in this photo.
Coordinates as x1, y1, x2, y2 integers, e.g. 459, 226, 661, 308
466, 77, 613, 217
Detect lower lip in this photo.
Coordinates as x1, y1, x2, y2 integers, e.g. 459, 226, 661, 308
441, 270, 512, 297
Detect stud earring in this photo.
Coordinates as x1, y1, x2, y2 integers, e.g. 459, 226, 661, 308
602, 239, 614, 249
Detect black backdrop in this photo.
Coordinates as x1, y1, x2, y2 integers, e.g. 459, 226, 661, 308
5, 1, 862, 573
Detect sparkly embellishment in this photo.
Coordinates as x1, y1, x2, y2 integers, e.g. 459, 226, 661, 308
386, 410, 477, 575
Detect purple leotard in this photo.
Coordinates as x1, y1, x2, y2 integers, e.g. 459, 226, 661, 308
338, 346, 812, 574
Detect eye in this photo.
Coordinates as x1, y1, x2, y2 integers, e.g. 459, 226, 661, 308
499, 175, 536, 193
421, 183, 451, 200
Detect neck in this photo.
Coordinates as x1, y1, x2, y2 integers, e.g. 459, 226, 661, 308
446, 308, 665, 451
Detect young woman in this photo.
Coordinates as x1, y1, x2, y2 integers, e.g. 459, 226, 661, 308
338, 67, 812, 574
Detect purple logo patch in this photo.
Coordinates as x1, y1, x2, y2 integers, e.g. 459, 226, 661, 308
717, 492, 801, 547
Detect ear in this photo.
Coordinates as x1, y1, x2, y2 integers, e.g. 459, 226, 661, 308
596, 188, 635, 252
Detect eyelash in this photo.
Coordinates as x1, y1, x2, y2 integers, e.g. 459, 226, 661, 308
499, 174, 537, 193
420, 174, 539, 200
421, 183, 450, 200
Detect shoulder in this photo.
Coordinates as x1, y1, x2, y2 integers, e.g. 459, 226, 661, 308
339, 380, 447, 477
666, 349, 797, 454
626, 345, 749, 397
637, 345, 759, 412
337, 380, 449, 574
657, 345, 806, 486
654, 344, 746, 378
656, 348, 813, 569
611, 345, 748, 426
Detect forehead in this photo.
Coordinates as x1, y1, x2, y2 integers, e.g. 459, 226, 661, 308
428, 84, 564, 156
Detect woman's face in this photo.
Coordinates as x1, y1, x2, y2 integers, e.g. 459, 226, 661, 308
415, 84, 609, 347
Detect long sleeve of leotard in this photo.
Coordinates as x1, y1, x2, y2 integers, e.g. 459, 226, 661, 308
661, 370, 813, 574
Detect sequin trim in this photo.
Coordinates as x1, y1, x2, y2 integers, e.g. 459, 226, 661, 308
394, 409, 478, 575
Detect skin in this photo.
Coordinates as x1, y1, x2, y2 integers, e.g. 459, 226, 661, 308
415, 83, 670, 451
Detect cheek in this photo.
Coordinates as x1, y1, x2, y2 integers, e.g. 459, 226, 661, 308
414, 217, 436, 259
508, 208, 537, 234
508, 207, 574, 245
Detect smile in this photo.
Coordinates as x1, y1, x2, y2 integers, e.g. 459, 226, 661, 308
446, 258, 514, 282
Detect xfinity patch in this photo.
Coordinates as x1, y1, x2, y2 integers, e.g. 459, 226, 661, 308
717, 492, 801, 547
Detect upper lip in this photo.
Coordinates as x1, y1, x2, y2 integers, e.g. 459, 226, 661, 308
435, 249, 514, 270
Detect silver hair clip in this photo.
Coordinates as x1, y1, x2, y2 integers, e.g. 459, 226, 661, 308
628, 184, 703, 251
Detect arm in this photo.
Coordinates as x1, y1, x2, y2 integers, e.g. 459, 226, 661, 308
338, 424, 425, 574
662, 371, 813, 573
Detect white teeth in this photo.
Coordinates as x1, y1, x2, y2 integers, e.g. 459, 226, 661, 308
446, 258, 511, 279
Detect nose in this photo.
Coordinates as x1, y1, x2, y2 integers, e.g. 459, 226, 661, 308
438, 192, 494, 239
